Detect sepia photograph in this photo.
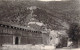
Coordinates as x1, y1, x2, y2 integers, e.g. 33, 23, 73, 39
0, 0, 80, 50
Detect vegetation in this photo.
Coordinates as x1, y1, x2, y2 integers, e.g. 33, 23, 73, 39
0, 1, 79, 29
68, 23, 80, 48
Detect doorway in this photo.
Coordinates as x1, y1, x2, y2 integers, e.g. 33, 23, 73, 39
15, 37, 19, 45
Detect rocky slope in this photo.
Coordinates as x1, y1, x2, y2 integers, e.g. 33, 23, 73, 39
0, 1, 79, 30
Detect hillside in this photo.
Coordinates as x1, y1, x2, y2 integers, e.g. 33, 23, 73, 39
0, 1, 79, 30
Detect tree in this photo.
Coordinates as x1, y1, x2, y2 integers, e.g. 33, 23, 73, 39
68, 23, 80, 48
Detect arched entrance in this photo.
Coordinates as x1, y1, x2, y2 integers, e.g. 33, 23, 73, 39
15, 37, 19, 44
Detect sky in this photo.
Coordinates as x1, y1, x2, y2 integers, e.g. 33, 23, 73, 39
1, 0, 71, 1
39, 0, 62, 1
38, 0, 69, 1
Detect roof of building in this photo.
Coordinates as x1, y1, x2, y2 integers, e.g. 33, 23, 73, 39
0, 21, 49, 34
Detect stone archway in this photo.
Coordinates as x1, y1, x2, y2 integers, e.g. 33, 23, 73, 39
15, 37, 19, 44
13, 36, 21, 45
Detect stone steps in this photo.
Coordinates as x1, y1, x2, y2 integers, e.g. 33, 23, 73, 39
1, 44, 55, 50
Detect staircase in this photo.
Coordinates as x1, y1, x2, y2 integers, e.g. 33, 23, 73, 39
1, 44, 55, 50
